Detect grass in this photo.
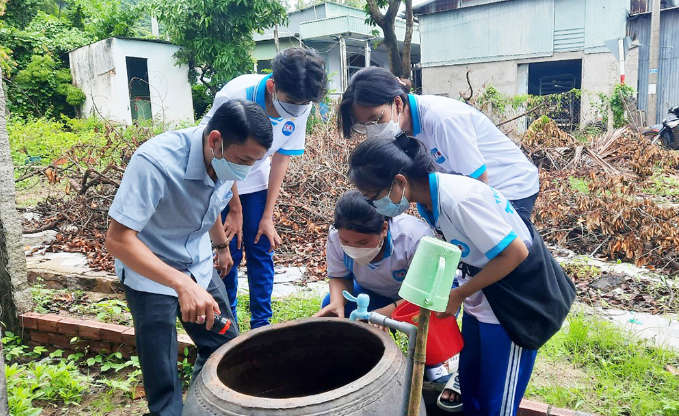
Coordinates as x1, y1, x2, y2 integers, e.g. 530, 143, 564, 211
16, 282, 679, 416
642, 172, 679, 198
526, 313, 679, 416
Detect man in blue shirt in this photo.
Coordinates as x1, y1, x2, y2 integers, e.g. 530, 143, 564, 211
106, 100, 273, 416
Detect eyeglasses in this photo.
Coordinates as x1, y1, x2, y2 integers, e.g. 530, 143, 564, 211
362, 181, 393, 207
352, 102, 390, 135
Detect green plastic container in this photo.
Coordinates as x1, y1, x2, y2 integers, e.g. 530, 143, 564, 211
398, 237, 461, 312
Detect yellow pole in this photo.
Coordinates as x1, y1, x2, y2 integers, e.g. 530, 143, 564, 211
407, 307, 430, 416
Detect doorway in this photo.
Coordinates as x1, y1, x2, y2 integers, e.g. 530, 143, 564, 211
126, 57, 152, 121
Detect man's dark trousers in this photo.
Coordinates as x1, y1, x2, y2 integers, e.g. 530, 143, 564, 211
124, 270, 239, 416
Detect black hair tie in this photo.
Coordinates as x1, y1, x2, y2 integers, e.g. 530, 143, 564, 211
395, 131, 417, 158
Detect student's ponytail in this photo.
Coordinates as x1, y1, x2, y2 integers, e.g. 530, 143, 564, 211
348, 137, 433, 193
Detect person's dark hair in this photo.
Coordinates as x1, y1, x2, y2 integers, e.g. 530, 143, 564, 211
271, 47, 328, 103
206, 99, 273, 150
348, 136, 433, 193
338, 67, 410, 138
333, 190, 386, 234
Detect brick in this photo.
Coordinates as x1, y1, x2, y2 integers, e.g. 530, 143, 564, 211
518, 400, 550, 416
177, 334, 195, 352
99, 323, 127, 343
121, 328, 136, 346
57, 318, 82, 337
29, 330, 49, 344
116, 345, 136, 358
48, 332, 74, 349
78, 321, 102, 340
90, 340, 112, 354
550, 407, 578, 416
37, 314, 63, 333
20, 312, 42, 330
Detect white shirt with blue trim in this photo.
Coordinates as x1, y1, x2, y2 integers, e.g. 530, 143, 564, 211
326, 214, 434, 299
108, 126, 234, 296
200, 74, 310, 195
417, 172, 533, 324
408, 94, 539, 201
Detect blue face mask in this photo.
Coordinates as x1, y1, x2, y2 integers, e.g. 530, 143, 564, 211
372, 182, 410, 217
211, 141, 253, 182
272, 88, 310, 119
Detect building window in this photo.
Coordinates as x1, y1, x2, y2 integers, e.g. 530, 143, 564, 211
348, 54, 379, 78
257, 60, 272, 74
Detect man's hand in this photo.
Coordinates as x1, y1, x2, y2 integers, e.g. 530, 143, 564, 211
313, 301, 345, 318
213, 248, 233, 278
436, 288, 465, 319
176, 280, 221, 330
254, 216, 282, 252
223, 209, 243, 249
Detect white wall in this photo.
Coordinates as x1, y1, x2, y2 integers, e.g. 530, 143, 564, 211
70, 39, 124, 122
70, 38, 194, 125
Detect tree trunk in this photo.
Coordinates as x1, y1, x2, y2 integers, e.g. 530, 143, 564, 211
366, 0, 406, 77
400, 0, 414, 80
0, 68, 33, 334
0, 328, 8, 415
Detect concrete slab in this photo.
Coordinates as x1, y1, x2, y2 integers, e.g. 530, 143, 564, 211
574, 303, 679, 351
25, 250, 122, 293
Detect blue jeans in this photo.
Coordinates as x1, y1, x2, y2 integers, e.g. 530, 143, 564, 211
221, 189, 274, 329
321, 280, 395, 318
123, 270, 239, 416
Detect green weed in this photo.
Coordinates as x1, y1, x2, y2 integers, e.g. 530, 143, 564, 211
568, 176, 591, 194
527, 313, 679, 415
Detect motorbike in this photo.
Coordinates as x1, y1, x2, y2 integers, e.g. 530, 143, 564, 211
643, 106, 679, 150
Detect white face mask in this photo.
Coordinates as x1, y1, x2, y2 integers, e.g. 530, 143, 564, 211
340, 237, 384, 265
365, 104, 402, 140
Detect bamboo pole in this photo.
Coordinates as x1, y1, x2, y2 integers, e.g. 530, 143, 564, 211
407, 307, 430, 416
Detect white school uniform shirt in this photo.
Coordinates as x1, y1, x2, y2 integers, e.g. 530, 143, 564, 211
408, 94, 540, 201
417, 172, 534, 324
326, 214, 435, 299
200, 74, 311, 195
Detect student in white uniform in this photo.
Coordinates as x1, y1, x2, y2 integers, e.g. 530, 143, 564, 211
314, 190, 434, 318
200, 48, 327, 329
346, 136, 575, 416
339, 67, 540, 218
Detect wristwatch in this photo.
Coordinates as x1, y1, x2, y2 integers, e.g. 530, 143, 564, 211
212, 242, 229, 250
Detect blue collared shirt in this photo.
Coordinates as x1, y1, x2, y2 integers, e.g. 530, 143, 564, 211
108, 126, 233, 296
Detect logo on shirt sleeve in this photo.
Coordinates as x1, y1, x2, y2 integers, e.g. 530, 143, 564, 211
392, 269, 407, 282
430, 148, 446, 164
282, 121, 296, 136
450, 239, 470, 258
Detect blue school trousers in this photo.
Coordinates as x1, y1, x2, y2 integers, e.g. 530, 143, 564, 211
221, 189, 274, 329
459, 311, 537, 416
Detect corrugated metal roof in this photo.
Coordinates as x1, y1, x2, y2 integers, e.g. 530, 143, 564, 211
628, 8, 679, 122
414, 0, 513, 16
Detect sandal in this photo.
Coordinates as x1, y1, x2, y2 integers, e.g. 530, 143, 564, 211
437, 372, 463, 413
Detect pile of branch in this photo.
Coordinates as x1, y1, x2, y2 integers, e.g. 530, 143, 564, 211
524, 119, 679, 275
274, 119, 355, 280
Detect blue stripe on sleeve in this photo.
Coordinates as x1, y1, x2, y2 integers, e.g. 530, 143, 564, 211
469, 164, 487, 179
277, 149, 304, 156
485, 231, 518, 261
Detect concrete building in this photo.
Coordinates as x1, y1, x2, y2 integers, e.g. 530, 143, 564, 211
628, 3, 679, 123
69, 38, 194, 125
253, 2, 421, 97
413, 0, 640, 127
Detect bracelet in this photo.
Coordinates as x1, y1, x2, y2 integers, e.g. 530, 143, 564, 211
212, 242, 228, 250
393, 301, 398, 308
